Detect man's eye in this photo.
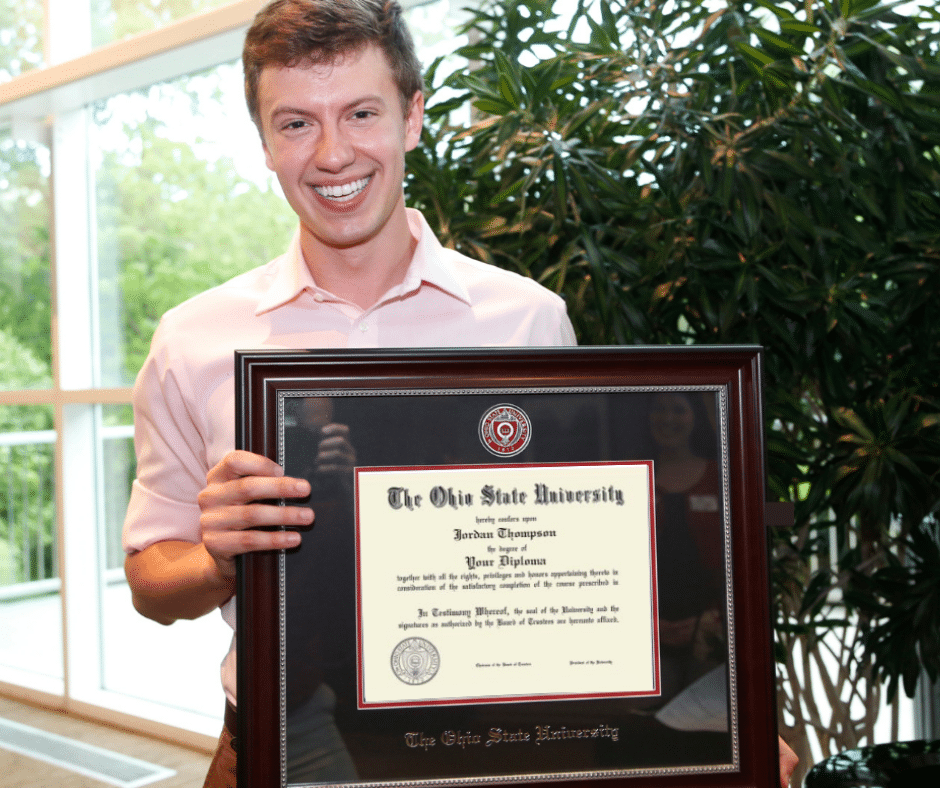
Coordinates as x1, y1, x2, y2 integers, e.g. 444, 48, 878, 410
352, 110, 374, 120
284, 120, 307, 130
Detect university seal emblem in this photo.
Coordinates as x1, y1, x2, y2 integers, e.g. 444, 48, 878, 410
390, 638, 440, 685
479, 403, 531, 457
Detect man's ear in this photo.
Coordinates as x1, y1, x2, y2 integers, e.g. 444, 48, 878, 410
404, 90, 425, 152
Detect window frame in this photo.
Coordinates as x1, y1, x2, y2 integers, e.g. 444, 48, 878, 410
0, 0, 466, 751
0, 0, 268, 751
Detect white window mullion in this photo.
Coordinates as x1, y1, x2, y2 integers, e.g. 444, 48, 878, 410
50, 101, 104, 708
57, 402, 103, 700
48, 9, 107, 708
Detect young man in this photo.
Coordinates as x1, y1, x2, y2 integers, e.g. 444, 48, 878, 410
124, 2, 796, 786
122, 1, 573, 785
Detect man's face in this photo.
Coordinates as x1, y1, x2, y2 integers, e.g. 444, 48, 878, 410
258, 44, 423, 255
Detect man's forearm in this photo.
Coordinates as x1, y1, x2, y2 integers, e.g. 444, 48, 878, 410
125, 540, 235, 625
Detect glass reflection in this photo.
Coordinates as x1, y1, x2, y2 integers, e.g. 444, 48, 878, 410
280, 389, 732, 785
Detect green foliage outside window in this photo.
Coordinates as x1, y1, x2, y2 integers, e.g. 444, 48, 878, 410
0, 62, 295, 582
0, 137, 50, 378
94, 104, 296, 384
406, 0, 940, 778
0, 0, 42, 81
90, 0, 233, 46
0, 0, 51, 589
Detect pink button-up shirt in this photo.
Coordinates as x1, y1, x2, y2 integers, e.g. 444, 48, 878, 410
123, 209, 575, 701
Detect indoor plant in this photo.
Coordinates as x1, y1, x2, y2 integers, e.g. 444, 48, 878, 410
406, 0, 940, 782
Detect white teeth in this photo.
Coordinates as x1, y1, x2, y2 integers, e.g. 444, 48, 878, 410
314, 176, 371, 200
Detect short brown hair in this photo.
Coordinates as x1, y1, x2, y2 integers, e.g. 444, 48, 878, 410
243, 0, 424, 129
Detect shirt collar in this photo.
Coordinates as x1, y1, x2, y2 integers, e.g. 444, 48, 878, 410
254, 230, 314, 315
255, 209, 471, 316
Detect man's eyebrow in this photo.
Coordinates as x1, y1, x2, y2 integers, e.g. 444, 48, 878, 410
270, 96, 388, 120
270, 105, 313, 119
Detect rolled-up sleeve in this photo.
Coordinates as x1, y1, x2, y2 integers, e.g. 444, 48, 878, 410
122, 319, 209, 554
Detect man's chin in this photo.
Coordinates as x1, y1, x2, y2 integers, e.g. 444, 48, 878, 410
300, 221, 385, 253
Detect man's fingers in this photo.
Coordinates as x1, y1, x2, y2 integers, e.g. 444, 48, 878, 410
206, 449, 285, 484
200, 501, 314, 533
199, 474, 310, 510
204, 527, 301, 557
778, 737, 798, 788
200, 503, 311, 578
203, 528, 302, 578
196, 451, 313, 579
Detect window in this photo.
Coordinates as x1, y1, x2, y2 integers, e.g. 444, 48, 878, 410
0, 0, 44, 79
91, 0, 236, 48
0, 115, 60, 690
0, 0, 473, 743
91, 61, 295, 387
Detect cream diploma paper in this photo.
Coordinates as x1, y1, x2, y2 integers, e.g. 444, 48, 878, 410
355, 462, 659, 708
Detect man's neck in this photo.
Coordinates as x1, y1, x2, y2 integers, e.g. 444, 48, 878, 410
300, 209, 418, 310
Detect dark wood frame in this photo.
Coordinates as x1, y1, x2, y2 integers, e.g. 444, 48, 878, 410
235, 346, 778, 788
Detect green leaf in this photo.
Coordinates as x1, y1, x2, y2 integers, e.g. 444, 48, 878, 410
471, 98, 512, 115
780, 20, 824, 36
488, 177, 525, 205
737, 42, 776, 68
493, 48, 524, 108
754, 28, 806, 57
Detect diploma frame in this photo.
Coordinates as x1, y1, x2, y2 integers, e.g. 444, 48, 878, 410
235, 346, 779, 788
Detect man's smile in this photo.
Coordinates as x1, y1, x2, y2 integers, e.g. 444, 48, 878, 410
313, 176, 372, 202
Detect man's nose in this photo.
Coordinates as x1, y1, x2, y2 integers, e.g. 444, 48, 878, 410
315, 125, 355, 172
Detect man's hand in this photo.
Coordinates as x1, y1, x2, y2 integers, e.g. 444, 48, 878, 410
126, 450, 313, 625
779, 736, 798, 788
198, 450, 314, 580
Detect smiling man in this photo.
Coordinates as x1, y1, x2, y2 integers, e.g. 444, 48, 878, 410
122, 2, 574, 786
122, 3, 798, 787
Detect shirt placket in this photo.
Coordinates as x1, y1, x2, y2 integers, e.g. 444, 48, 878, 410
346, 308, 379, 348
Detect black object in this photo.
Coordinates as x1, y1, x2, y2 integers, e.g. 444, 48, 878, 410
805, 739, 940, 788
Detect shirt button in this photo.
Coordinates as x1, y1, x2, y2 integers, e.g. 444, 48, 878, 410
313, 293, 324, 302
359, 322, 369, 332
